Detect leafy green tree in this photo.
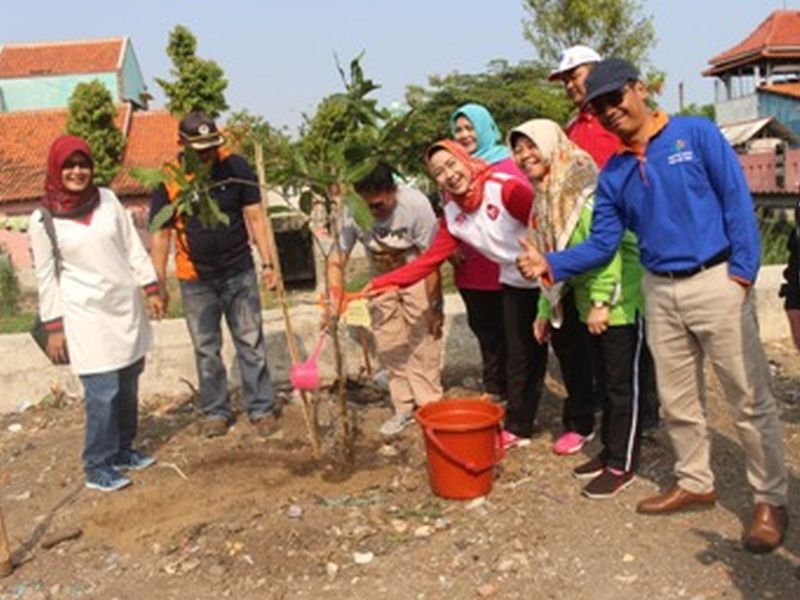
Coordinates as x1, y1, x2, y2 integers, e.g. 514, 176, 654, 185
522, 0, 657, 65
66, 80, 126, 185
398, 60, 573, 179
156, 25, 228, 118
677, 103, 716, 121
225, 110, 295, 186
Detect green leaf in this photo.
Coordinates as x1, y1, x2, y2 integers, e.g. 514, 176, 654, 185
344, 190, 373, 231
149, 204, 176, 232
204, 194, 230, 228
345, 158, 378, 184
131, 167, 169, 190
299, 190, 314, 215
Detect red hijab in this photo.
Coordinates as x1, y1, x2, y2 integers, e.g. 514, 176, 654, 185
425, 139, 491, 213
42, 135, 100, 220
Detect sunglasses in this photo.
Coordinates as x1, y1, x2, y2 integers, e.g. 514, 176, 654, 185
62, 158, 92, 170
588, 82, 633, 114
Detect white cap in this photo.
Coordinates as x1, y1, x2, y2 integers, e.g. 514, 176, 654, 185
548, 45, 602, 81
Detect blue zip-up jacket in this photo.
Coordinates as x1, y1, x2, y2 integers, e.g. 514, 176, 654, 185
547, 115, 761, 283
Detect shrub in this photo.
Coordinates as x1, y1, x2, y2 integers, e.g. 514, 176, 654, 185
0, 244, 21, 316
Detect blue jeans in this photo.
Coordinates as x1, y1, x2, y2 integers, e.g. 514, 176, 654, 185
80, 357, 145, 471
180, 267, 275, 421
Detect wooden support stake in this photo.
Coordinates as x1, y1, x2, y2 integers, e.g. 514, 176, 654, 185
0, 505, 13, 577
254, 144, 321, 457
358, 327, 372, 377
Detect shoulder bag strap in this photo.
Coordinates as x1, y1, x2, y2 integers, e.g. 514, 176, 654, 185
39, 207, 62, 280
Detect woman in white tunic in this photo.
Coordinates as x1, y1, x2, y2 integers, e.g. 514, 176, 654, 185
29, 135, 165, 492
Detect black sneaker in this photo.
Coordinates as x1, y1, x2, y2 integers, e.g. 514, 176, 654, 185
573, 455, 604, 480
85, 466, 131, 492
113, 449, 156, 472
582, 469, 634, 499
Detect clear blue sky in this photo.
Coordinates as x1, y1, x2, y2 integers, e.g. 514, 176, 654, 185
0, 0, 795, 131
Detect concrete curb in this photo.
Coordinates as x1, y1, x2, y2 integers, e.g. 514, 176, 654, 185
0, 265, 790, 414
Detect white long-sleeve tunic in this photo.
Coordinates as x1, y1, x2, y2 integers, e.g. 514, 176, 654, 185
29, 189, 156, 375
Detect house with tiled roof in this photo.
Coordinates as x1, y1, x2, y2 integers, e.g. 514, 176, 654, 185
0, 37, 149, 112
0, 37, 178, 269
704, 10, 800, 205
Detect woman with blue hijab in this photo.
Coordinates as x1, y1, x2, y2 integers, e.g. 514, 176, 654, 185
451, 103, 517, 166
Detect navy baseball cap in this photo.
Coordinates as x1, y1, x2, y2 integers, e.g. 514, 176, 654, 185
584, 58, 640, 105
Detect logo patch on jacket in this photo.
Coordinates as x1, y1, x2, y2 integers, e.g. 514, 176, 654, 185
667, 139, 694, 165
486, 204, 499, 220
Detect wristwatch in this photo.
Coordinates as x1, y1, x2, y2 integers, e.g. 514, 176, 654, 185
591, 300, 609, 308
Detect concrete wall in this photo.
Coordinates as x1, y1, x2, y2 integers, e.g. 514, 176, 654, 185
715, 94, 759, 126
0, 265, 791, 414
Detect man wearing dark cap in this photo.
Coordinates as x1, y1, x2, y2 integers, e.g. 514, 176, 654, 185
517, 58, 788, 553
149, 111, 280, 439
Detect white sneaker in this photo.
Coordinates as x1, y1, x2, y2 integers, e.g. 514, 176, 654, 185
379, 412, 413, 436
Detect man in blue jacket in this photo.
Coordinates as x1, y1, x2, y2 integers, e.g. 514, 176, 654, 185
517, 58, 788, 553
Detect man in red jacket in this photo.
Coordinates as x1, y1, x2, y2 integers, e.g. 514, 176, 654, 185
549, 45, 620, 169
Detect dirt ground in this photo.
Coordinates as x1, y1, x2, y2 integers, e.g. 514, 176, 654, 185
1, 340, 800, 600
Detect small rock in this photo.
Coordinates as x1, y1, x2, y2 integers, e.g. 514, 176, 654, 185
353, 551, 374, 565
414, 525, 433, 538
286, 504, 303, 519
326, 562, 339, 580
7, 423, 22, 433
390, 519, 408, 534
622, 553, 635, 563
613, 574, 638, 584
478, 582, 498, 598
6, 490, 31, 501
379, 444, 399, 458
434, 518, 448, 530
180, 558, 201, 574
465, 497, 486, 510
494, 552, 529, 573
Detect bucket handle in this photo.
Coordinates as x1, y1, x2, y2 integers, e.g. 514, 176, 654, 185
424, 425, 505, 474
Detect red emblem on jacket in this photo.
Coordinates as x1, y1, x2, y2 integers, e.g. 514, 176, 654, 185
486, 204, 499, 220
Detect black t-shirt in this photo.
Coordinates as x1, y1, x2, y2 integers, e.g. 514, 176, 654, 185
149, 153, 260, 280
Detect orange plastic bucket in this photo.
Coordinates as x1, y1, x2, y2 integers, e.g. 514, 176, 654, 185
415, 398, 505, 499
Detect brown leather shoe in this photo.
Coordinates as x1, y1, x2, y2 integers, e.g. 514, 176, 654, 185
742, 503, 788, 554
636, 486, 717, 514
252, 414, 281, 439
201, 417, 229, 438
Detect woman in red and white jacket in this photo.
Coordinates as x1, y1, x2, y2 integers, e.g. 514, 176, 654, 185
371, 139, 547, 448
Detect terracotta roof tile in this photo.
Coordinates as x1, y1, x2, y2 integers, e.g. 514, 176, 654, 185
760, 82, 800, 100
0, 38, 124, 78
112, 111, 180, 195
0, 105, 176, 206
705, 11, 800, 75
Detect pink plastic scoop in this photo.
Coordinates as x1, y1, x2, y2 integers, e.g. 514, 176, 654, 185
291, 285, 398, 391
290, 330, 328, 391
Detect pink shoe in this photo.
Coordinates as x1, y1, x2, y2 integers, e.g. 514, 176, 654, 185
500, 430, 531, 450
552, 431, 595, 455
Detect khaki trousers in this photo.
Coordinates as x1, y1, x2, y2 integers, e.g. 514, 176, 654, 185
643, 263, 787, 506
368, 280, 443, 414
